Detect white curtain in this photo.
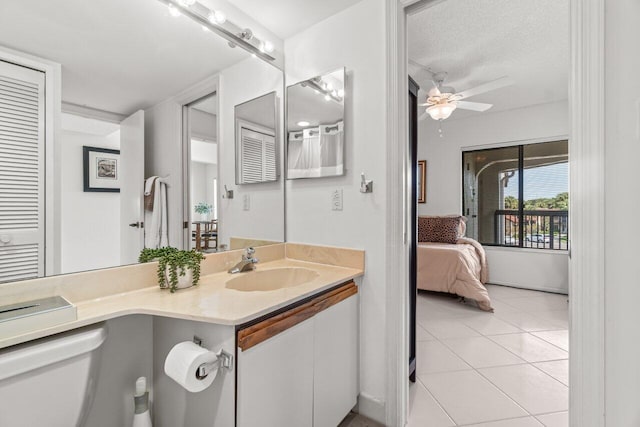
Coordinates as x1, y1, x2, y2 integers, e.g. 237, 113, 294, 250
287, 122, 343, 178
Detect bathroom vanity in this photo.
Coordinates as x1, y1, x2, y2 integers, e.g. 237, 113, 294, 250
0, 243, 363, 426
236, 280, 358, 427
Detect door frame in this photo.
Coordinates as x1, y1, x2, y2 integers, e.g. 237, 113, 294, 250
0, 45, 62, 276
175, 76, 220, 250
385, 0, 606, 426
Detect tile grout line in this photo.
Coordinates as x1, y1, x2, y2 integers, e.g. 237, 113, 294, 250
414, 376, 459, 426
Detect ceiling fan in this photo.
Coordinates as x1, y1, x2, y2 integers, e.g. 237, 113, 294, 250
411, 61, 514, 121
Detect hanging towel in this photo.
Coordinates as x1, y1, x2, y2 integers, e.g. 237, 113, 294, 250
144, 176, 158, 211
144, 177, 169, 249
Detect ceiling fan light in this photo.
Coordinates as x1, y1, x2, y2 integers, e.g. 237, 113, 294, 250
427, 102, 456, 120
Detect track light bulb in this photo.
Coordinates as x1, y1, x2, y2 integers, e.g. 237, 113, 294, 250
209, 10, 226, 24
262, 41, 274, 53
168, 4, 181, 17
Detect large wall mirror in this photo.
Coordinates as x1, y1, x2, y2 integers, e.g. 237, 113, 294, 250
0, 0, 285, 284
286, 68, 345, 179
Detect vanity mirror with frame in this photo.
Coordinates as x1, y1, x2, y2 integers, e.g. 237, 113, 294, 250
0, 0, 285, 284
286, 68, 346, 179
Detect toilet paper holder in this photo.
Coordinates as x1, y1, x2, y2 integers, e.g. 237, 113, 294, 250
193, 336, 233, 380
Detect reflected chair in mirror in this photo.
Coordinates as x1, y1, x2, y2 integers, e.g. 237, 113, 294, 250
202, 220, 218, 251
192, 220, 218, 252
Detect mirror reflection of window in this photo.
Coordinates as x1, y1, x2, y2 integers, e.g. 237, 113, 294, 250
187, 94, 219, 253
286, 68, 345, 179
234, 92, 279, 184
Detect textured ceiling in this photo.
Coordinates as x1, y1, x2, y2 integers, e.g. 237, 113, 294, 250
0, 0, 249, 116
228, 0, 364, 39
408, 0, 569, 120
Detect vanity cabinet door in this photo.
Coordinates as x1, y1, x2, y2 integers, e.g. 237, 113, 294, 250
313, 293, 359, 427
236, 318, 314, 427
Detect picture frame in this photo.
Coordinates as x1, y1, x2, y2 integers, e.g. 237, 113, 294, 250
83, 146, 120, 192
417, 160, 427, 203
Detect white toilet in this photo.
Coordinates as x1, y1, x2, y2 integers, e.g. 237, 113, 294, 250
0, 323, 107, 427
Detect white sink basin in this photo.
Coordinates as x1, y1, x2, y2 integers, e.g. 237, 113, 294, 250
226, 267, 319, 292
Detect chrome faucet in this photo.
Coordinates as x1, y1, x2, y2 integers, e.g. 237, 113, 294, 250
228, 247, 259, 274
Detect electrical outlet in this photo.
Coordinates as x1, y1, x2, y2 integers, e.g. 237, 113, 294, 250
331, 189, 343, 211
243, 194, 250, 211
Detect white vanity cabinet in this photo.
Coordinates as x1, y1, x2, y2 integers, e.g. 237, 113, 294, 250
313, 290, 359, 427
236, 281, 358, 427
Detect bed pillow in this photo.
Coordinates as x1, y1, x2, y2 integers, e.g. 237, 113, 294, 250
418, 215, 467, 244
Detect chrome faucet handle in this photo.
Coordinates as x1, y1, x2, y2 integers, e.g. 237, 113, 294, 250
242, 247, 256, 260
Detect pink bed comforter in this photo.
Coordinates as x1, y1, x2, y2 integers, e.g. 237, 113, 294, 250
417, 238, 493, 311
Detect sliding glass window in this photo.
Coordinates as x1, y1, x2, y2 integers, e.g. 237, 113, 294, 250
462, 140, 568, 250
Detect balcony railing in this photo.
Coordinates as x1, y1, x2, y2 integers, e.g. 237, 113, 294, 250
494, 209, 568, 250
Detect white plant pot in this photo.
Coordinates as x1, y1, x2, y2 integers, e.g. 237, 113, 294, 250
164, 266, 194, 290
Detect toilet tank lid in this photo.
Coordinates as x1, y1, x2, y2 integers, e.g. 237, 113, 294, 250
0, 323, 107, 382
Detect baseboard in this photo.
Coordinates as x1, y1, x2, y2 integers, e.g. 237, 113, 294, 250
355, 393, 386, 425
488, 281, 568, 295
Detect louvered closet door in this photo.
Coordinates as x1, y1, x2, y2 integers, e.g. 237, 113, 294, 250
0, 61, 45, 283
240, 127, 276, 183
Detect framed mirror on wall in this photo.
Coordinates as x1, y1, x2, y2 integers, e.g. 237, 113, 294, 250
286, 68, 346, 179
0, 0, 285, 285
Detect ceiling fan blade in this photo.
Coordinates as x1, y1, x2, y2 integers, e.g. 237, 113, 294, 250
456, 100, 493, 112
456, 76, 513, 100
418, 102, 431, 107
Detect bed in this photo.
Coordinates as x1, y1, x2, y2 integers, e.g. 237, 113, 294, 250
417, 216, 493, 312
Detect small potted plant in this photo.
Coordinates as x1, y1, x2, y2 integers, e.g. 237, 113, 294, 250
194, 202, 213, 221
139, 247, 205, 293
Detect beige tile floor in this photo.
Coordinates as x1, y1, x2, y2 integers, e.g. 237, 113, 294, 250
409, 284, 569, 427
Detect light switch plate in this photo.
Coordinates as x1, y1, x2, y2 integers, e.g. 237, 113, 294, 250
331, 189, 343, 211
243, 194, 250, 211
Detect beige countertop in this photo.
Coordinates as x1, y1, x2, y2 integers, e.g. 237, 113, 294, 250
0, 252, 363, 350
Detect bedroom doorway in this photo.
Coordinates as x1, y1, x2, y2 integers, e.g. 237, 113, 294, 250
405, 1, 571, 425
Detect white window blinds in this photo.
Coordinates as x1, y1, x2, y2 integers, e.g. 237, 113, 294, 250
0, 60, 45, 282
239, 126, 276, 184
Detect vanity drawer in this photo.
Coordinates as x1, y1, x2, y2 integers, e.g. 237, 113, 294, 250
237, 280, 357, 350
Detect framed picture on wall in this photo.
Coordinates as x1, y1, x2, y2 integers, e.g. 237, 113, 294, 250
418, 160, 426, 203
83, 146, 120, 192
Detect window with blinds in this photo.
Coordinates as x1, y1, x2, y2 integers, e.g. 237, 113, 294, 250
238, 126, 276, 184
0, 60, 45, 282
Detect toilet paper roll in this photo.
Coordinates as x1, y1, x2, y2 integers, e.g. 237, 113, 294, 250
164, 341, 219, 393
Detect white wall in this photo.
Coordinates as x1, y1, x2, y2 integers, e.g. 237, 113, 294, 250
418, 100, 569, 293
284, 0, 388, 420
604, 0, 640, 423
152, 317, 236, 427
218, 57, 285, 246
85, 316, 153, 427
60, 115, 121, 274
190, 109, 217, 142
190, 162, 217, 220
144, 100, 184, 249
